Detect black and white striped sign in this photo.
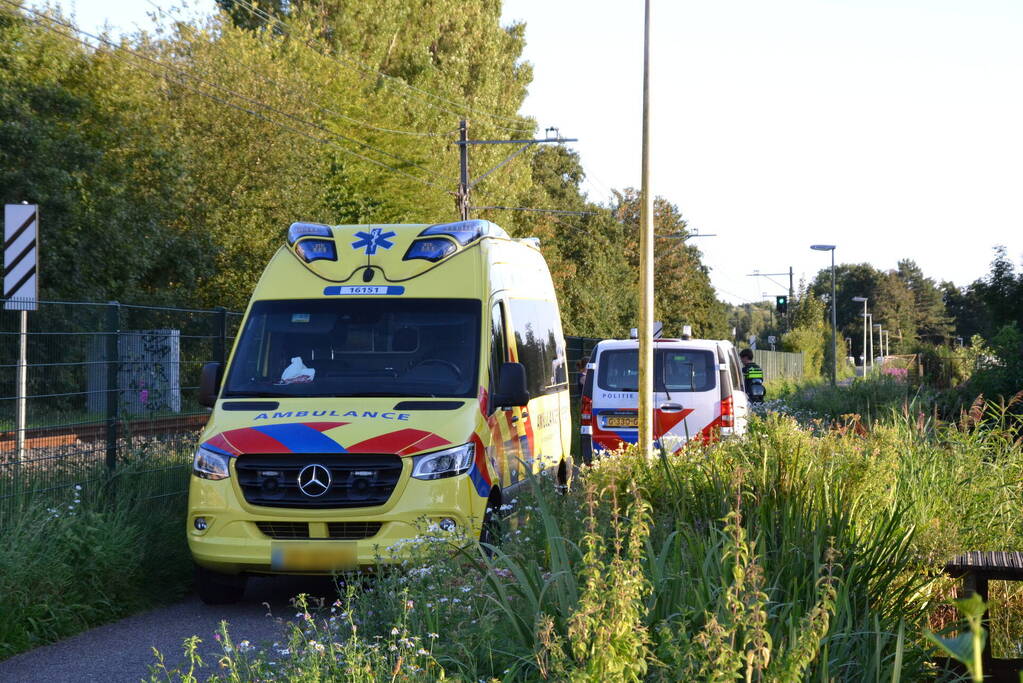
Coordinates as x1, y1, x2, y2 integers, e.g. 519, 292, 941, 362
4, 204, 39, 311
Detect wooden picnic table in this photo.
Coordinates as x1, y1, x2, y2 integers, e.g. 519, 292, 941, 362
944, 552, 1023, 681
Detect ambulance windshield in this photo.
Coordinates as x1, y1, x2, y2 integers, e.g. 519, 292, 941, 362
597, 348, 716, 393
223, 298, 481, 399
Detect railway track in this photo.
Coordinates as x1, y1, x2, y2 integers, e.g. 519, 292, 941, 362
0, 413, 208, 453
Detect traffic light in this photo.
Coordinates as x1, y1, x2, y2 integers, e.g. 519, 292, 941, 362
776, 295, 788, 314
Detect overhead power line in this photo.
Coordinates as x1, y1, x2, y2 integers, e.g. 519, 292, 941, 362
471, 206, 598, 216
144, 0, 453, 141
230, 0, 537, 135
5, 1, 451, 193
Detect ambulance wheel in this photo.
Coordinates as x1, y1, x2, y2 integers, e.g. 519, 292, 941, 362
479, 492, 503, 553
195, 565, 247, 605
556, 458, 572, 494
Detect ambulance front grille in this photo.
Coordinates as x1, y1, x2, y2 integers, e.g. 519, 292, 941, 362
327, 522, 383, 539
255, 521, 309, 539
235, 454, 403, 509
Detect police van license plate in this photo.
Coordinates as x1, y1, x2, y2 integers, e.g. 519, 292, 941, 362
271, 542, 356, 571
605, 415, 638, 428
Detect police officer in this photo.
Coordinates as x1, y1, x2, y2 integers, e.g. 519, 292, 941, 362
739, 348, 765, 403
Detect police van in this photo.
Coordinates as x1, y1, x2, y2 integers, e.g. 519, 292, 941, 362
580, 330, 749, 456
188, 220, 571, 603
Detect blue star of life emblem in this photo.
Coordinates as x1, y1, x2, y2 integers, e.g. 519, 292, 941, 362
351, 228, 396, 255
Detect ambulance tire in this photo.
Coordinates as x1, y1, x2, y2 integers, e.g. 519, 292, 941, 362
479, 491, 503, 554
556, 458, 572, 494
195, 565, 247, 605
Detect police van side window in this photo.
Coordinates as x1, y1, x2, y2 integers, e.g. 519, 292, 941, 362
507, 299, 567, 397
730, 350, 744, 388
489, 302, 507, 411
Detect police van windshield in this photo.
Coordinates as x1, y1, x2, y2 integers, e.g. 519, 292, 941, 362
223, 298, 481, 399
596, 348, 716, 393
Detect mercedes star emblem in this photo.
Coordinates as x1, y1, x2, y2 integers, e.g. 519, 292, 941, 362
297, 464, 332, 497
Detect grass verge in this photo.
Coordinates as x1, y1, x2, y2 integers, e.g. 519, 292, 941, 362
150, 403, 1023, 680
0, 445, 193, 660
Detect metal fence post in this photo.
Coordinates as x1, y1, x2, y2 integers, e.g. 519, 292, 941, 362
105, 301, 120, 471
213, 306, 227, 364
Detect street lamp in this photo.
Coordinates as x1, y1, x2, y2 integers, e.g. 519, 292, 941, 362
810, 244, 837, 385
851, 296, 868, 376
873, 323, 883, 368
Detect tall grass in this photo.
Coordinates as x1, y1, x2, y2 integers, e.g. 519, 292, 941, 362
150, 404, 1023, 680
0, 446, 193, 660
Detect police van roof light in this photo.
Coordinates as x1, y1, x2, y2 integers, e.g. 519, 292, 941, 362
287, 222, 332, 245
681, 325, 693, 340
404, 238, 457, 263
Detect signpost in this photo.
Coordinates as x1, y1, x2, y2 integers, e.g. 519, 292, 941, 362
5, 204, 39, 464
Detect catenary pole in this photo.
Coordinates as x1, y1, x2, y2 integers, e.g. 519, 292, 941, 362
457, 119, 469, 221
638, 0, 654, 455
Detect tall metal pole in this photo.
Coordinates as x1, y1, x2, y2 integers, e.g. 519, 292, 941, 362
16, 310, 27, 463
862, 301, 867, 374
788, 266, 794, 332
865, 313, 873, 374
830, 250, 837, 386
457, 119, 469, 221
638, 0, 654, 455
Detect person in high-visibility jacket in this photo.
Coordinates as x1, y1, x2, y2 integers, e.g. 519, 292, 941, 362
740, 348, 765, 403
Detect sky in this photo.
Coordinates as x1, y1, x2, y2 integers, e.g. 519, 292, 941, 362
68, 0, 1023, 304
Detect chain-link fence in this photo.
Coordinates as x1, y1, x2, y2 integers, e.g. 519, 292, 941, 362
0, 300, 242, 522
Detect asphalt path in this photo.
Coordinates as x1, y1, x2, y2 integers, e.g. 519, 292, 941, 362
0, 575, 344, 682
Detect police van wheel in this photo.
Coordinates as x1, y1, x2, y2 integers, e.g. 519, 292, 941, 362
479, 492, 503, 554
195, 565, 247, 605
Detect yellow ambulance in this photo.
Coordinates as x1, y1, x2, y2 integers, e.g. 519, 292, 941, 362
188, 220, 571, 603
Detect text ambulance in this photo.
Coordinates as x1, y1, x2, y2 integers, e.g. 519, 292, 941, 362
188, 220, 571, 603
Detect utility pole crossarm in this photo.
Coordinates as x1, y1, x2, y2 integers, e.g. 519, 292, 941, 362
455, 137, 578, 145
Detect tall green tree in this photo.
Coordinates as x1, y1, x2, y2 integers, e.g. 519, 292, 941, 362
783, 284, 827, 377
0, 5, 208, 304
895, 259, 951, 344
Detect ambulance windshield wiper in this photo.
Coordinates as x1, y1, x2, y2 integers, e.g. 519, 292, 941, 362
327, 392, 437, 398
224, 390, 294, 398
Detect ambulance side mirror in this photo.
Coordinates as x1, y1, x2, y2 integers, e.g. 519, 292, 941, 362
199, 362, 224, 408
493, 362, 530, 408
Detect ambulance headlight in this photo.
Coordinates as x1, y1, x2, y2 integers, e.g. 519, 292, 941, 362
403, 238, 456, 263
193, 446, 231, 481
411, 443, 474, 480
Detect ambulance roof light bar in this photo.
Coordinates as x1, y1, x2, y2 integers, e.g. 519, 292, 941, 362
419, 219, 508, 246
287, 222, 332, 245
